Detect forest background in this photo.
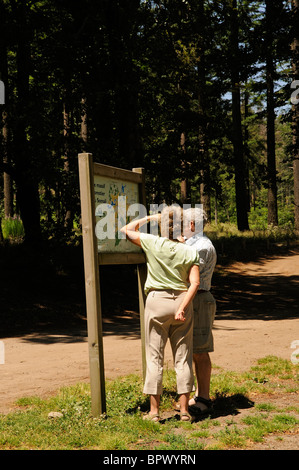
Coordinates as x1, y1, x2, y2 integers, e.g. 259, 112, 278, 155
0, 0, 299, 246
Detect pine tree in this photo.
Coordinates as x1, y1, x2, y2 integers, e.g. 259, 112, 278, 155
291, 0, 299, 231
265, 0, 279, 226
228, 0, 250, 231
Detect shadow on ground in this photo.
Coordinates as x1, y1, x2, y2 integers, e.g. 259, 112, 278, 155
213, 270, 299, 321
0, 243, 298, 343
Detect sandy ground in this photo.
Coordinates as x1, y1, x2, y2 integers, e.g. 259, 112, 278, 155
1, 317, 297, 410
1, 248, 298, 417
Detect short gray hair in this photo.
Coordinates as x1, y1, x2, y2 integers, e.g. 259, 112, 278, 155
184, 207, 207, 232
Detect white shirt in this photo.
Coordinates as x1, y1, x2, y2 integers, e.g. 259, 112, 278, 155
185, 233, 217, 291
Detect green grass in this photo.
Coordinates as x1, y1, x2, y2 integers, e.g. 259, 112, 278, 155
0, 356, 298, 450
1, 216, 25, 241
204, 222, 299, 261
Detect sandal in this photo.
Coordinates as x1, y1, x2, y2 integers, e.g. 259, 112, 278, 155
143, 413, 160, 422
180, 412, 192, 422
188, 396, 212, 415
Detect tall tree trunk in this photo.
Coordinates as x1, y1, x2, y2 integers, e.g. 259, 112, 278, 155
0, 1, 13, 219
197, 1, 211, 221
243, 76, 251, 213
266, 0, 278, 226
104, 0, 142, 169
180, 132, 189, 204
2, 113, 13, 218
12, 2, 41, 243
292, 0, 299, 232
229, 0, 249, 231
0, 217, 3, 242
63, 98, 73, 231
81, 97, 88, 148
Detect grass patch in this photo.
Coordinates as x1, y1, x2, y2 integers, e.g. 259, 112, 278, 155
0, 356, 298, 450
205, 222, 299, 261
1, 216, 25, 241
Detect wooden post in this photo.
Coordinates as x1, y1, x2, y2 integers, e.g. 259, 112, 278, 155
137, 263, 147, 381
132, 168, 147, 381
78, 153, 106, 417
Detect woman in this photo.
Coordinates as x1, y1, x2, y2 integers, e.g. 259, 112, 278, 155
121, 205, 200, 422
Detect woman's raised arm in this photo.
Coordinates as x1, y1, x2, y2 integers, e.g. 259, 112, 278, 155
120, 214, 161, 246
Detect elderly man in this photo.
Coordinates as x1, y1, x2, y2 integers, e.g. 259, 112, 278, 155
183, 207, 217, 415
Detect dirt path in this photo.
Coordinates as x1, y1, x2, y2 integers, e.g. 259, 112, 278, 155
0, 249, 298, 415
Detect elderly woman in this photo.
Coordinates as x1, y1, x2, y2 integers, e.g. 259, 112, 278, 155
121, 205, 200, 422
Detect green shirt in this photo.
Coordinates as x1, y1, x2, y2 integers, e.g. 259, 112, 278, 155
140, 233, 200, 295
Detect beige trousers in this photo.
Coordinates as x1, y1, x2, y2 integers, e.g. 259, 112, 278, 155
143, 289, 194, 396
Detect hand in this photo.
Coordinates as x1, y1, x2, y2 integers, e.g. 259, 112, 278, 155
175, 308, 185, 322
148, 213, 161, 223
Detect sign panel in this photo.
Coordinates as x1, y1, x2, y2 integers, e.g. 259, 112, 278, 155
94, 174, 142, 254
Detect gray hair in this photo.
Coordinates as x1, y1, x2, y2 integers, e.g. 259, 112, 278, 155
160, 204, 184, 240
184, 207, 207, 232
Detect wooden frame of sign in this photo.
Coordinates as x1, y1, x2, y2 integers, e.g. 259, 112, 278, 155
78, 153, 147, 417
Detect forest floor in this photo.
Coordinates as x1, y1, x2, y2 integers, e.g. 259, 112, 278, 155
0, 242, 298, 450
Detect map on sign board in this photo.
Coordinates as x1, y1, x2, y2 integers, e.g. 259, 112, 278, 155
94, 175, 143, 253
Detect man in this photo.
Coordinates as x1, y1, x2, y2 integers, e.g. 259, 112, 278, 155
183, 207, 217, 414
